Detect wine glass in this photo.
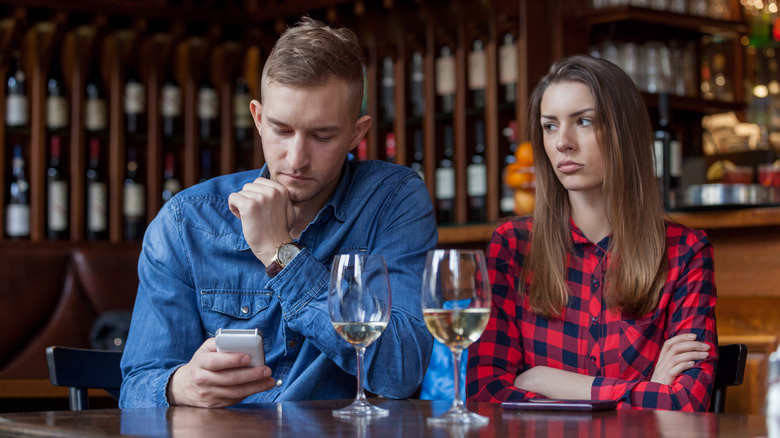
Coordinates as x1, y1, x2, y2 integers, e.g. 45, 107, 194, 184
421, 249, 491, 426
329, 253, 392, 418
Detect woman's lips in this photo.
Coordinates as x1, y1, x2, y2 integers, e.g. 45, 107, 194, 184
557, 161, 583, 174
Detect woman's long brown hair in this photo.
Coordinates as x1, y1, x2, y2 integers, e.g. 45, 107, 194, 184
523, 55, 668, 318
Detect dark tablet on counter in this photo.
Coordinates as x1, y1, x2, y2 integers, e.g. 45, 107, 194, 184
501, 399, 618, 412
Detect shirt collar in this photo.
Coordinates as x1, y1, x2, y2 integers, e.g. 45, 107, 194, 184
569, 216, 611, 253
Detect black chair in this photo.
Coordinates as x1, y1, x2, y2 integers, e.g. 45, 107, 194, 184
45, 346, 123, 410
709, 343, 748, 414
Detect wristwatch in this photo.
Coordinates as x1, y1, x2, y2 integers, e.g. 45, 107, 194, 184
265, 242, 301, 278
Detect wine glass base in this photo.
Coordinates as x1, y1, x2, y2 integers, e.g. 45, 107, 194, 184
426, 408, 489, 426
332, 400, 389, 418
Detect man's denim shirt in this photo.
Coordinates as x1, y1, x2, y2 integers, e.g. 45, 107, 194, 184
119, 157, 437, 407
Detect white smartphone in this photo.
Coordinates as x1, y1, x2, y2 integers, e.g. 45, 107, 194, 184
215, 328, 265, 367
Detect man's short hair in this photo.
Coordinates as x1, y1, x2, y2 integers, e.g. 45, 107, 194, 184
261, 17, 365, 118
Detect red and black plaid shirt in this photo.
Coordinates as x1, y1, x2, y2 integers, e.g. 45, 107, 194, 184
466, 217, 718, 411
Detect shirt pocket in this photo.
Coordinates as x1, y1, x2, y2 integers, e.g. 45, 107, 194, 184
200, 289, 274, 335
618, 308, 665, 379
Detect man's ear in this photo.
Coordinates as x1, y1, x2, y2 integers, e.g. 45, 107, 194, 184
249, 100, 262, 135
349, 115, 373, 152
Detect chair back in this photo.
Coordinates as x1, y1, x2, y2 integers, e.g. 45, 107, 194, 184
46, 346, 123, 410
709, 343, 748, 413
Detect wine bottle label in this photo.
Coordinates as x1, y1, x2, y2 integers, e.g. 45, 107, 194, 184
499, 42, 518, 85
435, 56, 456, 96
500, 194, 515, 214
163, 178, 182, 196
124, 183, 146, 217
198, 88, 218, 120
468, 50, 487, 90
5, 204, 30, 236
88, 182, 108, 232
46, 96, 69, 129
48, 180, 69, 231
161, 85, 182, 118
467, 163, 487, 196
124, 82, 145, 115
6, 95, 28, 126
435, 167, 456, 199
233, 93, 253, 128
85, 99, 108, 131
653, 138, 682, 178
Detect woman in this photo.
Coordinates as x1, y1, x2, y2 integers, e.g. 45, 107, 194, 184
466, 55, 717, 411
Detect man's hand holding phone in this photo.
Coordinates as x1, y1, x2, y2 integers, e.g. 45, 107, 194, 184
167, 330, 275, 408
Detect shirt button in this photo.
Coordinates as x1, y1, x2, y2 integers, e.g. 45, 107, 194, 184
289, 340, 297, 348
276, 379, 283, 387
240, 306, 249, 314
590, 356, 597, 362
591, 317, 597, 324
592, 279, 600, 288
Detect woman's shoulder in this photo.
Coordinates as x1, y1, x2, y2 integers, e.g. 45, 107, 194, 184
664, 219, 712, 254
493, 216, 533, 243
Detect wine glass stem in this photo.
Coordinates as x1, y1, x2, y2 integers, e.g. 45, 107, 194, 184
354, 346, 368, 403
450, 347, 465, 411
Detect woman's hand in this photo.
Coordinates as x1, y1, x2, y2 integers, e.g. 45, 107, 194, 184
650, 333, 711, 385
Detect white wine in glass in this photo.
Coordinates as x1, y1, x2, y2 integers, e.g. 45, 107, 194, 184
329, 253, 391, 418
422, 249, 491, 425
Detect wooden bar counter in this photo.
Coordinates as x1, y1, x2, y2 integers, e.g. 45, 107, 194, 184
0, 399, 772, 438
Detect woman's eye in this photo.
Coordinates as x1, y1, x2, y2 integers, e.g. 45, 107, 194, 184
579, 118, 593, 127
542, 123, 557, 132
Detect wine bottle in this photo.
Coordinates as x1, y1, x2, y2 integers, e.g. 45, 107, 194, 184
162, 151, 182, 203
467, 120, 487, 222
85, 63, 108, 133
409, 51, 425, 119
435, 125, 455, 224
46, 59, 69, 132
123, 147, 146, 241
5, 144, 30, 238
385, 132, 396, 163
500, 120, 519, 217
468, 39, 487, 109
124, 66, 145, 135
198, 74, 219, 141
6, 52, 28, 127
233, 77, 253, 145
200, 148, 214, 182
653, 93, 681, 209
410, 128, 425, 180
86, 137, 107, 240
499, 33, 518, 104
435, 45, 455, 114
356, 138, 368, 161
160, 73, 181, 138
47, 134, 69, 239
381, 56, 395, 122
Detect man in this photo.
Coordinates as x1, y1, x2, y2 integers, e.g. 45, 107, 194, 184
119, 17, 437, 408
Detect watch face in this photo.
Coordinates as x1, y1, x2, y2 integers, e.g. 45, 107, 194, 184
277, 244, 300, 266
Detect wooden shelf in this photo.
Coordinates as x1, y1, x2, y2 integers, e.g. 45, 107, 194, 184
581, 5, 748, 36
669, 205, 780, 230
437, 206, 780, 245
641, 92, 745, 115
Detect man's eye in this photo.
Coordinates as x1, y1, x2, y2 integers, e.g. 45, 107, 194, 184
273, 129, 291, 136
313, 135, 333, 143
